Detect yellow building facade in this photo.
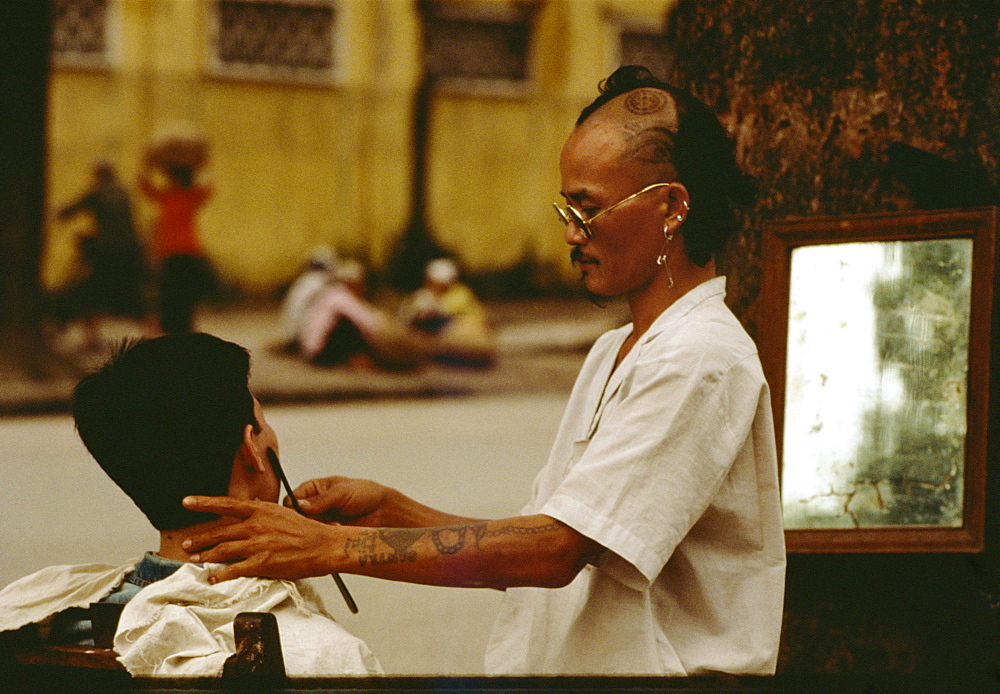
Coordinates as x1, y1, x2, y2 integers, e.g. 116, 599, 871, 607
46, 0, 676, 296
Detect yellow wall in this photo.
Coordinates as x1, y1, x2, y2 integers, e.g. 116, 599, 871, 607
45, 0, 675, 295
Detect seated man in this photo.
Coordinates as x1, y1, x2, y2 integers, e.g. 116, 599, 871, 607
397, 258, 496, 367
0, 333, 382, 677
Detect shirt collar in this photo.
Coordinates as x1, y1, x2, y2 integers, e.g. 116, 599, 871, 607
132, 551, 186, 586
641, 276, 727, 344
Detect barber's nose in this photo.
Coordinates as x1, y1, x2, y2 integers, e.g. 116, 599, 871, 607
563, 219, 587, 245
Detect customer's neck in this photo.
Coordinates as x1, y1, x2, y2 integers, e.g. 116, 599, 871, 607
158, 516, 235, 562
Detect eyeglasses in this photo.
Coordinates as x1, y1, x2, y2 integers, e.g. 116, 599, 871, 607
553, 183, 671, 239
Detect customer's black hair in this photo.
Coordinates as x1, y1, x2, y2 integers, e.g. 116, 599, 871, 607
73, 333, 256, 530
578, 66, 755, 266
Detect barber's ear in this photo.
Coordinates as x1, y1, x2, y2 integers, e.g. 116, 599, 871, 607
666, 183, 691, 219
240, 423, 267, 473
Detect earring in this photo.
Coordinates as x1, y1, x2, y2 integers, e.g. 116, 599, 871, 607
657, 230, 675, 288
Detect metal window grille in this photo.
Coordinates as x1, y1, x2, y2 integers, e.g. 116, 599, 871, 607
214, 0, 336, 81
422, 1, 536, 88
51, 0, 108, 66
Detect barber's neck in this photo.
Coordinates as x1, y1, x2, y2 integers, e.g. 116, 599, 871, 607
628, 258, 716, 339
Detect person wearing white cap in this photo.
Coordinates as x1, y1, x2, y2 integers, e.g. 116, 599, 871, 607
397, 258, 495, 367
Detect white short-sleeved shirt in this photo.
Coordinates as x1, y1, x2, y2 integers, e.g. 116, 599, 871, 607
485, 277, 785, 675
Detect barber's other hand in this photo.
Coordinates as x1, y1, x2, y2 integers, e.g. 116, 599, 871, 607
181, 496, 337, 582
286, 476, 391, 526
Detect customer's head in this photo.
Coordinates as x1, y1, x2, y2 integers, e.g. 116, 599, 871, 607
572, 65, 754, 266
73, 333, 278, 531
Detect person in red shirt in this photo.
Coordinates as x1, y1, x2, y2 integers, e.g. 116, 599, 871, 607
139, 164, 215, 333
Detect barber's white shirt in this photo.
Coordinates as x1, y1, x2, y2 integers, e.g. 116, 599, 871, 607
485, 277, 785, 675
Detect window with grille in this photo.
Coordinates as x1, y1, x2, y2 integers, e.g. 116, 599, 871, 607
51, 0, 109, 69
211, 0, 338, 83
421, 1, 538, 93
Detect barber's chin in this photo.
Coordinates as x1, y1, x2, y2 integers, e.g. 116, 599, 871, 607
580, 275, 617, 302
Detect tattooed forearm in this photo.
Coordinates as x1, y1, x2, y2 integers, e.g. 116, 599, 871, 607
469, 519, 566, 549
431, 527, 467, 554
344, 519, 568, 567
344, 528, 420, 567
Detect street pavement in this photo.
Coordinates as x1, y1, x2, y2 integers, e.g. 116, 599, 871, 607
0, 297, 629, 415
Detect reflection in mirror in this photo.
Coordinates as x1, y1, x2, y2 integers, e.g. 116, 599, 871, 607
782, 238, 972, 530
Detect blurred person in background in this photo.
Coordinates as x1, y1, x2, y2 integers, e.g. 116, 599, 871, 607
50, 160, 151, 351
398, 257, 496, 367
297, 259, 387, 370
278, 245, 339, 353
139, 134, 216, 334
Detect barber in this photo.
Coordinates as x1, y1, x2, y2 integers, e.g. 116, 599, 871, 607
183, 66, 785, 676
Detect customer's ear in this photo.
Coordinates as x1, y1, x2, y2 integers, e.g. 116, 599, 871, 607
228, 425, 267, 500
240, 423, 267, 473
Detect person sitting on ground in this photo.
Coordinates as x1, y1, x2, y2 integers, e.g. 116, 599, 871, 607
0, 333, 382, 677
397, 258, 496, 367
297, 259, 392, 370
278, 245, 339, 352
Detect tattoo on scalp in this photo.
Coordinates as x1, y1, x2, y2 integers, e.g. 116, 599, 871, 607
627, 126, 676, 165
625, 89, 668, 115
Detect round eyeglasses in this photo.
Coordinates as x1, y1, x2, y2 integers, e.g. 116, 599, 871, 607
553, 183, 671, 239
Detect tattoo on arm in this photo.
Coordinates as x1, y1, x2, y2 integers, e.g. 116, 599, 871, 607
431, 527, 467, 554
344, 528, 420, 567
344, 519, 568, 567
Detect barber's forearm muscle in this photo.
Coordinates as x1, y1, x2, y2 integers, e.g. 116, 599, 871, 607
332, 515, 598, 589
181, 496, 599, 587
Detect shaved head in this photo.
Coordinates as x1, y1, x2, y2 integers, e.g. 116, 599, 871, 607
574, 88, 681, 185
572, 66, 755, 266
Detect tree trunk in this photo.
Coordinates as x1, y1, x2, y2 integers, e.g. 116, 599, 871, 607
0, 4, 50, 377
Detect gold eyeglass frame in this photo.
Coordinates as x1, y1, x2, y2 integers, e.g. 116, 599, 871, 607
553, 182, 672, 239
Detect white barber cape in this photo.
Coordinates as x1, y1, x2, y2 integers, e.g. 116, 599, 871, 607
0, 561, 382, 677
485, 277, 786, 675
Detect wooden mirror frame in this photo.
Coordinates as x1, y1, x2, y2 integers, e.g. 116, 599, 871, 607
759, 207, 997, 553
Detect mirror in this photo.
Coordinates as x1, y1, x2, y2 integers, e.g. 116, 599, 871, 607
760, 208, 996, 552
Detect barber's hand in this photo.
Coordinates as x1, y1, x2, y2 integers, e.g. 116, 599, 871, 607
287, 476, 392, 526
181, 496, 339, 582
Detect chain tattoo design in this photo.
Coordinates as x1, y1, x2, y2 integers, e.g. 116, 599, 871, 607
344, 520, 566, 567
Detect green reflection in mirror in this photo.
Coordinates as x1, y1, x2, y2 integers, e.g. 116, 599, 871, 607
782, 238, 972, 529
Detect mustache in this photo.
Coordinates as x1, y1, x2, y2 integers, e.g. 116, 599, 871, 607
569, 247, 607, 307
